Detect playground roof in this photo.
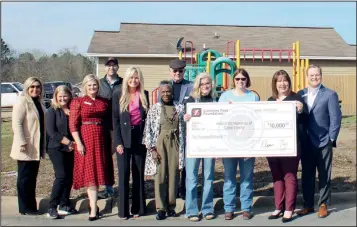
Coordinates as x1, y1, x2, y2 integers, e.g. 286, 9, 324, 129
87, 22, 356, 60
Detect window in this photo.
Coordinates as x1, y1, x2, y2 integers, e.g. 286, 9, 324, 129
13, 83, 24, 91
1, 84, 16, 93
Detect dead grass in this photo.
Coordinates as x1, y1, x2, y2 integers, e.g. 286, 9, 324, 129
1, 115, 355, 199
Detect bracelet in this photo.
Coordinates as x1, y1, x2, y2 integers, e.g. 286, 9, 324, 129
68, 141, 73, 146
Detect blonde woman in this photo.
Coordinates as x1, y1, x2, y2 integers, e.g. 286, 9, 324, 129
183, 73, 218, 221
10, 77, 46, 215
69, 74, 114, 221
112, 66, 149, 219
45, 85, 78, 218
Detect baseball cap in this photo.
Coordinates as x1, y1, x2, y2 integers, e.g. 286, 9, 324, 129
105, 57, 118, 66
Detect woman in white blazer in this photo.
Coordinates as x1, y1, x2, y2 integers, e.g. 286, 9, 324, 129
10, 77, 46, 215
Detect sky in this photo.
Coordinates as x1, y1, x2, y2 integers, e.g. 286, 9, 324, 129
2, 2, 356, 55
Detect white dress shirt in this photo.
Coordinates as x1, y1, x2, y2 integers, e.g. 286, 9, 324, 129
307, 84, 321, 112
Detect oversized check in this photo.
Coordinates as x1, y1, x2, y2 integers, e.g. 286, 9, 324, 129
186, 101, 297, 158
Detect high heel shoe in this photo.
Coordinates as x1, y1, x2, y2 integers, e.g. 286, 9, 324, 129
282, 211, 294, 223
268, 210, 284, 219
88, 205, 100, 221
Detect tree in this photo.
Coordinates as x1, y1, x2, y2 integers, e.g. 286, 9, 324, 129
1, 39, 16, 81
2, 44, 96, 84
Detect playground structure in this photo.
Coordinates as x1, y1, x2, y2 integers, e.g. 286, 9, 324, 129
152, 40, 310, 103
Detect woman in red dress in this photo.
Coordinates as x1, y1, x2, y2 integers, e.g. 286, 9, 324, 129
69, 74, 114, 221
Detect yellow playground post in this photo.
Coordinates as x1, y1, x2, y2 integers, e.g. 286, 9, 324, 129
236, 40, 240, 68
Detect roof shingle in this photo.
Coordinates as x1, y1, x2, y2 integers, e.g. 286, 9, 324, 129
87, 22, 356, 57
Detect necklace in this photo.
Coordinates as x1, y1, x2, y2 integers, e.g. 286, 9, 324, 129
161, 105, 178, 124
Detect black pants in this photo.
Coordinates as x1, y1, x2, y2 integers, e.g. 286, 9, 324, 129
179, 167, 186, 197
47, 148, 74, 208
116, 126, 147, 218
17, 160, 40, 213
301, 141, 333, 208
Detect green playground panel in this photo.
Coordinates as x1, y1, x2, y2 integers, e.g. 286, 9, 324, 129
184, 50, 237, 87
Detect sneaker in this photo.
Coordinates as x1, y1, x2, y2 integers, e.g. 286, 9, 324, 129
98, 191, 109, 199
58, 206, 79, 215
47, 208, 59, 218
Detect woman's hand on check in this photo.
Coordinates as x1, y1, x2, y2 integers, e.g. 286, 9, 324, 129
227, 99, 233, 104
184, 114, 191, 122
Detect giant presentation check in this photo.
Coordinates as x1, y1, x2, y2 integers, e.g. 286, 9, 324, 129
186, 101, 297, 158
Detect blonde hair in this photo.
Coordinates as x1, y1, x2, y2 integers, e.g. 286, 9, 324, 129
51, 85, 73, 109
22, 77, 43, 101
306, 64, 322, 76
81, 74, 100, 96
190, 72, 217, 99
119, 66, 148, 112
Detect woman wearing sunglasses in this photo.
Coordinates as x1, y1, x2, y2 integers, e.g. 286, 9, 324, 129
10, 77, 47, 216
218, 69, 259, 221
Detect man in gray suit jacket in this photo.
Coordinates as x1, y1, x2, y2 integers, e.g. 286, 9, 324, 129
296, 64, 342, 219
157, 59, 193, 200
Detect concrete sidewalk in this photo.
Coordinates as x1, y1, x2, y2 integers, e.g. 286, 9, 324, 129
1, 198, 356, 226
1, 192, 356, 218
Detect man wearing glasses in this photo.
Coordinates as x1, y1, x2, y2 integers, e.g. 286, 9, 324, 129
97, 57, 123, 199
168, 59, 193, 200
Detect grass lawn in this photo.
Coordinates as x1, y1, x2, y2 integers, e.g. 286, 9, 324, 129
1, 115, 356, 199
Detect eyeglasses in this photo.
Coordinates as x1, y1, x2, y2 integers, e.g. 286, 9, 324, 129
173, 69, 184, 73
29, 85, 41, 89
200, 82, 211, 87
234, 77, 247, 82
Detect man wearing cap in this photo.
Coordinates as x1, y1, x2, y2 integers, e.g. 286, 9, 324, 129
157, 59, 193, 200
97, 57, 123, 199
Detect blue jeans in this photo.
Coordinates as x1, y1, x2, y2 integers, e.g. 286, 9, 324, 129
222, 158, 255, 212
185, 158, 215, 217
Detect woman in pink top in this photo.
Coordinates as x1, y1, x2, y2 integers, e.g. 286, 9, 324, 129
112, 66, 150, 219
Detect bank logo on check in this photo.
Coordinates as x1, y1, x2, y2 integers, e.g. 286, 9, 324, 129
191, 108, 202, 117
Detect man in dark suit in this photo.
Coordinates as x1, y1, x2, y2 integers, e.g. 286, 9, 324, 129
296, 64, 342, 218
97, 57, 123, 199
157, 59, 193, 200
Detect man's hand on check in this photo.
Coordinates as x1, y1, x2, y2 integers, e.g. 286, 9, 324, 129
296, 101, 303, 114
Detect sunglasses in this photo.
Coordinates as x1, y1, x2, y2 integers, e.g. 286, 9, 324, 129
234, 77, 247, 82
173, 69, 184, 73
29, 85, 41, 89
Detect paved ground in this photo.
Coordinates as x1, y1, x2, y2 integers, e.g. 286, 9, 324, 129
1, 192, 356, 226
1, 205, 355, 226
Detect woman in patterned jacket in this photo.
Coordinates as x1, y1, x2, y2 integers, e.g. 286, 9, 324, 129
142, 80, 185, 221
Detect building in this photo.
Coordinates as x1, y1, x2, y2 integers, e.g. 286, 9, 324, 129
87, 22, 356, 115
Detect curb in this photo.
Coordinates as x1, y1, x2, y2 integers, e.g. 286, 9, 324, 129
1, 192, 355, 216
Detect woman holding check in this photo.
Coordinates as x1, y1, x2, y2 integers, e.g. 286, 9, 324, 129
183, 72, 218, 222
218, 68, 259, 220
266, 70, 308, 223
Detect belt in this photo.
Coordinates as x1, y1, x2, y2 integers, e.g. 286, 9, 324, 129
82, 121, 102, 125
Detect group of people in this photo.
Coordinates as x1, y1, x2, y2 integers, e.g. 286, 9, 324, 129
10, 57, 342, 223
